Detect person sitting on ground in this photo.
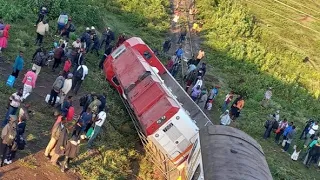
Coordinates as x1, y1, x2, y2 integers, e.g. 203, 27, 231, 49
220, 110, 231, 126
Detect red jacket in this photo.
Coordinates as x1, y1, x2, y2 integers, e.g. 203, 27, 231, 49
63, 59, 72, 72
66, 106, 74, 121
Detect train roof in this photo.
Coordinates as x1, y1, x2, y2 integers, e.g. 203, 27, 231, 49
200, 125, 273, 180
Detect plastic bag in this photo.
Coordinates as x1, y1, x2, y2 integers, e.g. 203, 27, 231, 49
282, 140, 287, 147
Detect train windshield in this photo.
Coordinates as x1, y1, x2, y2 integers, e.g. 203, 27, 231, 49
111, 44, 126, 60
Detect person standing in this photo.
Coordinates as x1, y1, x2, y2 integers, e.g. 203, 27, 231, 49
261, 87, 272, 107
195, 49, 205, 66
190, 85, 201, 101
0, 25, 10, 53
198, 90, 208, 109
52, 44, 65, 72
50, 118, 68, 166
221, 91, 234, 112
162, 38, 171, 53
87, 110, 107, 150
21, 67, 37, 102
81, 27, 91, 52
220, 110, 231, 126
60, 96, 72, 117
59, 135, 80, 172
99, 45, 113, 69
100, 27, 115, 50
175, 46, 184, 61
230, 96, 245, 120
300, 119, 314, 140
72, 108, 93, 138
0, 115, 17, 167
48, 73, 65, 106
177, 27, 187, 44
80, 93, 93, 114
73, 48, 85, 73
194, 76, 203, 89
12, 51, 24, 78
305, 140, 320, 168
275, 118, 288, 144
2, 88, 23, 127
71, 64, 88, 95
115, 33, 126, 48
35, 19, 49, 46
32, 48, 47, 75
59, 73, 73, 105
304, 122, 319, 148
263, 114, 277, 139
35, 6, 48, 26
90, 33, 100, 56
283, 126, 296, 152
44, 117, 67, 158
282, 122, 293, 140
206, 86, 220, 107
185, 70, 197, 92
98, 93, 107, 113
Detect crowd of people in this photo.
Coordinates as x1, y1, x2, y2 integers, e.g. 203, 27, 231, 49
0, 6, 127, 172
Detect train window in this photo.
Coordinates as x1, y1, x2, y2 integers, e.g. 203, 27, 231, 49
191, 164, 201, 180
112, 76, 120, 86
111, 44, 126, 60
143, 51, 152, 60
187, 139, 198, 164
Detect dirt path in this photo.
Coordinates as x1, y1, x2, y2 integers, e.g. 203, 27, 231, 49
0, 57, 83, 179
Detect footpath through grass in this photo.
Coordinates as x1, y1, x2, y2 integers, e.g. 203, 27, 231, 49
196, 0, 320, 179
0, 0, 169, 179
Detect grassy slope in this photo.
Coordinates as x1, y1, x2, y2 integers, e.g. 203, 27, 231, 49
0, 0, 169, 179
196, 0, 320, 179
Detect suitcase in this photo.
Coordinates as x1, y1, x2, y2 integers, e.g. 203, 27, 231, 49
45, 94, 60, 104
6, 75, 15, 87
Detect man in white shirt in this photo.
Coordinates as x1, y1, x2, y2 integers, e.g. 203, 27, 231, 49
2, 88, 23, 127
87, 110, 107, 149
220, 110, 231, 126
304, 121, 319, 147
72, 38, 81, 49
71, 64, 88, 95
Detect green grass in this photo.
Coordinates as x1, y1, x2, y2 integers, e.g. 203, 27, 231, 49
196, 0, 320, 179
0, 0, 169, 179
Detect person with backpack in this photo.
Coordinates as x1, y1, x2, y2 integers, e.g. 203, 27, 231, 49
59, 73, 73, 105
87, 109, 107, 150
52, 44, 65, 72
60, 17, 75, 39
35, 6, 48, 27
12, 51, 24, 78
80, 93, 93, 114
1, 115, 17, 166
45, 117, 67, 158
21, 67, 37, 102
71, 63, 88, 95
35, 19, 49, 46
59, 135, 80, 172
2, 88, 23, 128
49, 118, 68, 166
48, 72, 65, 107
32, 48, 47, 75
0, 24, 10, 53
56, 13, 68, 35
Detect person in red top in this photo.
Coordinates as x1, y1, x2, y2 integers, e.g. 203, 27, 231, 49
21, 67, 37, 102
0, 24, 10, 53
115, 33, 126, 48
63, 58, 72, 78
166, 56, 174, 71
222, 91, 234, 112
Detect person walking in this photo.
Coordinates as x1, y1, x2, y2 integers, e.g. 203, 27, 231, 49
81, 27, 92, 52
221, 91, 234, 112
2, 88, 23, 127
35, 19, 49, 46
71, 64, 88, 95
52, 44, 65, 72
73, 48, 85, 73
87, 110, 107, 150
21, 67, 37, 102
0, 115, 17, 166
304, 121, 319, 148
195, 49, 205, 66
59, 73, 73, 105
177, 27, 187, 44
12, 51, 24, 78
282, 126, 296, 152
48, 73, 65, 106
275, 118, 288, 144
220, 110, 231, 126
49, 118, 68, 166
32, 48, 47, 75
300, 119, 314, 140
35, 6, 48, 26
0, 25, 10, 53
59, 135, 80, 172
44, 117, 67, 158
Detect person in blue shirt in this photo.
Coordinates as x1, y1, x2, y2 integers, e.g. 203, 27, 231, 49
12, 51, 24, 78
72, 108, 93, 138
175, 46, 184, 61
282, 122, 293, 140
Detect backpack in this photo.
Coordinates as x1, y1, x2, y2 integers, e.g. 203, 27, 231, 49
272, 121, 279, 129
75, 65, 84, 78
53, 77, 64, 91
54, 48, 64, 59
69, 23, 76, 32
79, 95, 87, 106
34, 52, 45, 66
3, 123, 17, 146
264, 120, 270, 128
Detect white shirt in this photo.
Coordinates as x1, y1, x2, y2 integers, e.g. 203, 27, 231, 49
275, 113, 280, 122
95, 111, 107, 126
10, 92, 22, 108
194, 79, 203, 88
265, 90, 272, 100
77, 65, 88, 80
61, 79, 72, 94
220, 113, 231, 126
309, 124, 319, 135
72, 41, 81, 49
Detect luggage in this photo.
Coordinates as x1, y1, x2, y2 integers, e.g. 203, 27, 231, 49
6, 75, 15, 87
45, 94, 60, 104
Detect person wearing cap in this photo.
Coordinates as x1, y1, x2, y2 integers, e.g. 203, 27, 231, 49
59, 73, 73, 105
21, 67, 37, 102
12, 51, 24, 79
1, 115, 17, 166
220, 110, 231, 126
262, 87, 272, 107
35, 6, 48, 26
100, 27, 115, 50
2, 88, 23, 128
81, 27, 91, 52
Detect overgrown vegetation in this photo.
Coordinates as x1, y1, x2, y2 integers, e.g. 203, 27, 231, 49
196, 0, 320, 179
0, 0, 169, 179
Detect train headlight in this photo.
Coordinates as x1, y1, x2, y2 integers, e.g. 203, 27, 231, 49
157, 116, 166, 124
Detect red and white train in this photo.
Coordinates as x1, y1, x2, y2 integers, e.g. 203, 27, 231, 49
103, 37, 273, 180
